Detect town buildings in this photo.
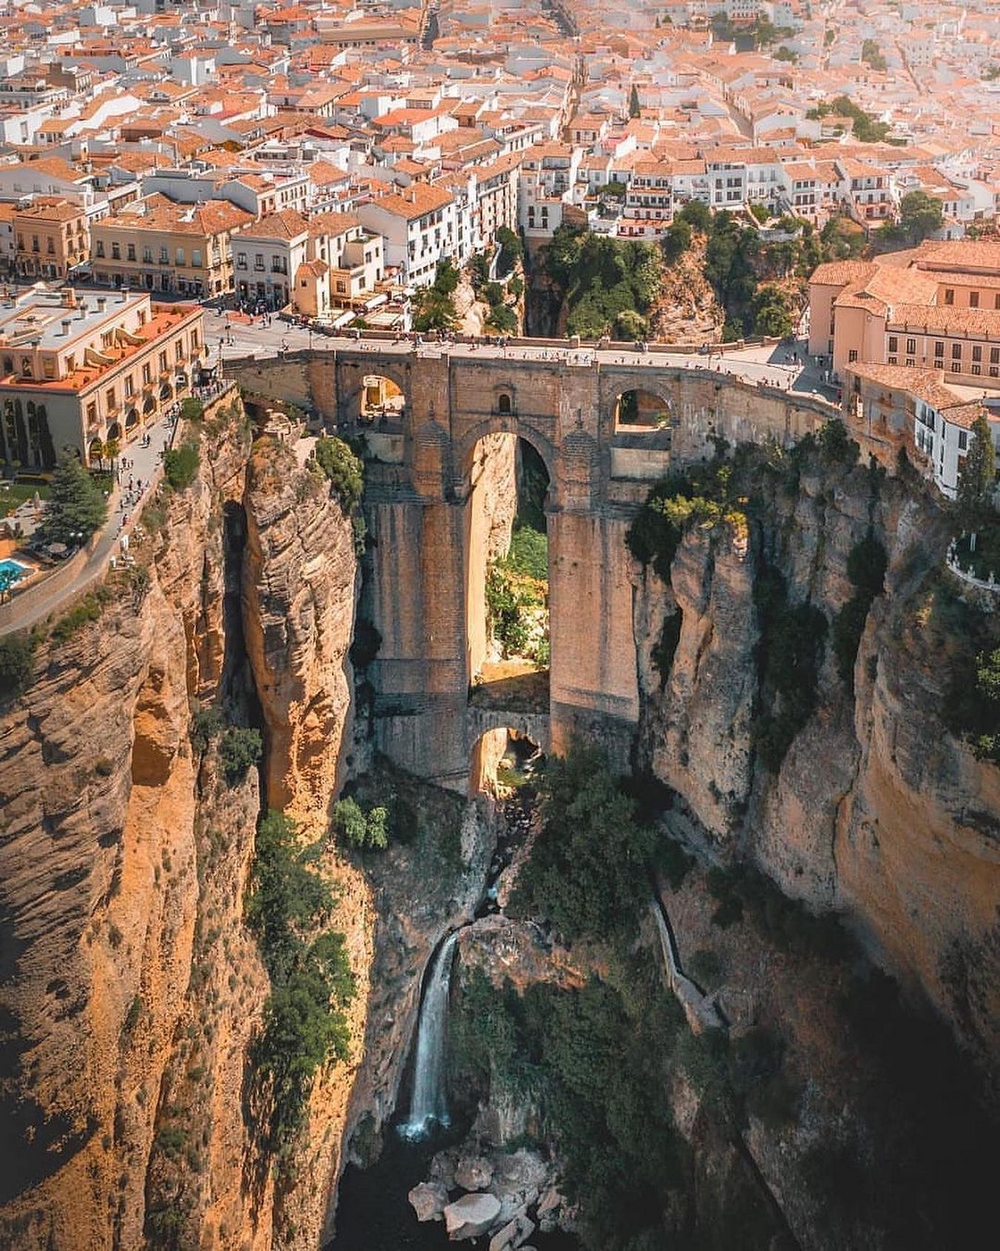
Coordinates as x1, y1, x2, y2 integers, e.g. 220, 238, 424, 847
0, 287, 204, 469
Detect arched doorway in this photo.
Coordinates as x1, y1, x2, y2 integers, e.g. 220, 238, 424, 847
614, 387, 674, 432
360, 373, 405, 425
464, 431, 551, 694
470, 726, 545, 796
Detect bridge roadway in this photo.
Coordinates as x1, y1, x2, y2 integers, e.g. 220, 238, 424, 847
214, 316, 829, 400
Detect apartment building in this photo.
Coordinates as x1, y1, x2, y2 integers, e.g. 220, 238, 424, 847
621, 160, 674, 238
12, 197, 89, 280
293, 211, 385, 317
91, 197, 253, 297
357, 183, 457, 286
234, 208, 309, 308
0, 287, 204, 469
809, 244, 1000, 387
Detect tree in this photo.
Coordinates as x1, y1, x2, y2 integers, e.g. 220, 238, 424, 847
955, 414, 997, 541
37, 449, 107, 546
861, 39, 887, 72
89, 437, 105, 469
104, 435, 120, 468
495, 225, 523, 277
677, 199, 711, 233
629, 84, 641, 118
897, 191, 943, 245
660, 219, 691, 264
0, 632, 35, 700
331, 797, 389, 850
163, 442, 199, 490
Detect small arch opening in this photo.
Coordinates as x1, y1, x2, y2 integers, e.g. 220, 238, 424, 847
497, 392, 512, 415
471, 727, 544, 797
615, 388, 673, 432
360, 373, 405, 425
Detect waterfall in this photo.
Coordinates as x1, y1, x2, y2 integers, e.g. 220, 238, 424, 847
399, 929, 460, 1141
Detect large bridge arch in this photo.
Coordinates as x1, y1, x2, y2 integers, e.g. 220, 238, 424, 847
333, 354, 412, 426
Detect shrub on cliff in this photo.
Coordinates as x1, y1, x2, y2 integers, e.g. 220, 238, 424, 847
314, 436, 363, 513
246, 810, 356, 1155
163, 442, 200, 491
331, 796, 388, 851
0, 631, 35, 701
218, 726, 262, 784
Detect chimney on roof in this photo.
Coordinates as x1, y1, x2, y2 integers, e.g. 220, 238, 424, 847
97, 296, 107, 313
61, 287, 76, 309
121, 286, 129, 303
61, 318, 72, 336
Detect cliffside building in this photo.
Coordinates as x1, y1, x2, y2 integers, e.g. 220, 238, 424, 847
0, 287, 204, 469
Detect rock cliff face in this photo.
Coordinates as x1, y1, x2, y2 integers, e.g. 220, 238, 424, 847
0, 408, 365, 1251
634, 461, 1000, 1080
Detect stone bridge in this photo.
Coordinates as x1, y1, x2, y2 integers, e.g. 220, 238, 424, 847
229, 340, 836, 790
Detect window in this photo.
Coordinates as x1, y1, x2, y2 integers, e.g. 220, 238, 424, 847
106, 388, 115, 410
143, 246, 152, 263
887, 357, 897, 366
906, 358, 915, 368
86, 402, 97, 425
192, 249, 201, 267
141, 363, 151, 384
176, 248, 185, 266
254, 254, 264, 271
160, 246, 168, 263
992, 348, 1000, 365
175, 340, 184, 362
96, 240, 105, 258
906, 338, 916, 355
127, 243, 136, 261
952, 343, 962, 359
995, 294, 1000, 310
111, 242, 120, 260
970, 291, 980, 308
159, 351, 168, 373
959, 430, 969, 451
934, 340, 944, 357
848, 349, 858, 362
190, 330, 199, 351
42, 359, 54, 379
498, 393, 512, 414
951, 361, 961, 372
124, 376, 134, 397
236, 252, 247, 270
973, 346, 983, 362
888, 336, 898, 353
944, 288, 955, 305
20, 357, 31, 378
972, 364, 982, 375
31, 235, 38, 253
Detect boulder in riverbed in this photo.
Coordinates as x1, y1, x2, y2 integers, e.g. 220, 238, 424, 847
444, 1193, 502, 1240
409, 1181, 450, 1222
489, 1213, 536, 1251
455, 1154, 494, 1191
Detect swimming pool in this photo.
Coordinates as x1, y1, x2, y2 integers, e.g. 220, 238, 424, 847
0, 558, 30, 582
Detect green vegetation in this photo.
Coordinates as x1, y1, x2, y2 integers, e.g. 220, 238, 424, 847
954, 413, 997, 538
162, 442, 200, 491
861, 38, 887, 72
179, 397, 205, 422
190, 702, 225, 751
313, 436, 364, 513
412, 259, 460, 331
833, 533, 888, 690
626, 455, 749, 582
508, 745, 655, 945
49, 584, 115, 644
753, 563, 827, 772
37, 448, 107, 546
485, 563, 532, 656
964, 647, 1000, 762
659, 217, 691, 264
330, 796, 389, 851
0, 631, 36, 701
505, 523, 547, 580
246, 810, 355, 1157
879, 190, 943, 247
706, 862, 852, 961
449, 962, 690, 1251
543, 225, 661, 340
494, 226, 523, 278
218, 726, 262, 785
820, 214, 866, 260
807, 96, 895, 143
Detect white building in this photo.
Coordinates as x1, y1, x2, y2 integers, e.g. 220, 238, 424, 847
357, 183, 458, 286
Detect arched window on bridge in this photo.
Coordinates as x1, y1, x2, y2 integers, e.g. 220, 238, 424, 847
615, 388, 674, 433
497, 393, 512, 415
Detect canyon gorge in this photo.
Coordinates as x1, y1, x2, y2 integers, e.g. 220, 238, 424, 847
0, 363, 998, 1251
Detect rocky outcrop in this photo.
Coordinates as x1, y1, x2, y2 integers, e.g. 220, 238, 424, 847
0, 406, 367, 1251
634, 460, 1000, 1081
